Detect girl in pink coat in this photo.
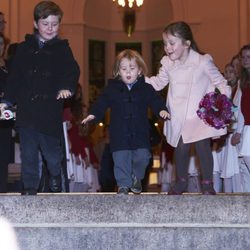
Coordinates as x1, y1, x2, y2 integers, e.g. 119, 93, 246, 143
146, 21, 231, 195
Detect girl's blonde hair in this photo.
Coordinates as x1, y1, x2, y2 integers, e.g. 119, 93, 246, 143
112, 49, 147, 78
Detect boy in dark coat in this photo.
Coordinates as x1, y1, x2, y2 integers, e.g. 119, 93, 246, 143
82, 49, 169, 194
0, 1, 80, 195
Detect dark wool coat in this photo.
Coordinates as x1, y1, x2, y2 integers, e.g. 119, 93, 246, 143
0, 65, 8, 101
90, 76, 168, 152
4, 34, 80, 138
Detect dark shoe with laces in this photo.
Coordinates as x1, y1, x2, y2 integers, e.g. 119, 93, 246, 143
130, 174, 142, 194
117, 187, 129, 195
49, 175, 62, 192
21, 188, 37, 195
168, 177, 188, 195
201, 180, 216, 195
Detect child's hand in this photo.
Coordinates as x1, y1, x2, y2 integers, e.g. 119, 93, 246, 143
57, 89, 72, 99
0, 103, 7, 111
81, 114, 95, 124
83, 157, 90, 168
66, 121, 72, 130
75, 155, 81, 165
231, 132, 241, 146
159, 110, 170, 120
0, 103, 7, 119
0, 103, 7, 110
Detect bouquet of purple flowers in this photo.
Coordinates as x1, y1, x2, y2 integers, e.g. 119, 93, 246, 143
197, 88, 237, 129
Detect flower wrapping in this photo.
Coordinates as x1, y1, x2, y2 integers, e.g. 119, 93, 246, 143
0, 106, 16, 120
196, 88, 237, 130
0, 109, 14, 120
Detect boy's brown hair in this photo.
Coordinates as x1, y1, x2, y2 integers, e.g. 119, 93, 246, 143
34, 1, 63, 23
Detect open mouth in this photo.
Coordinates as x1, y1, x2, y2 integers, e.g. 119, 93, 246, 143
168, 52, 174, 56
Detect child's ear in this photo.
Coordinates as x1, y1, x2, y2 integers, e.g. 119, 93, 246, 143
185, 40, 191, 48
33, 21, 38, 29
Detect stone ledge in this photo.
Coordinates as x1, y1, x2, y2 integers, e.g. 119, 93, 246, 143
0, 193, 250, 225
1, 194, 250, 250
15, 227, 250, 250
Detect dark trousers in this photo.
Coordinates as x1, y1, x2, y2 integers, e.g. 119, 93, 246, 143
99, 143, 116, 192
112, 148, 151, 188
175, 137, 214, 181
0, 121, 13, 192
141, 156, 153, 192
18, 127, 63, 190
38, 132, 69, 192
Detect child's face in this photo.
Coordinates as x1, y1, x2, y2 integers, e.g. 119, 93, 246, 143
0, 14, 5, 33
0, 37, 5, 57
224, 65, 237, 86
231, 57, 240, 78
162, 32, 190, 62
241, 49, 250, 72
34, 15, 60, 42
119, 57, 141, 84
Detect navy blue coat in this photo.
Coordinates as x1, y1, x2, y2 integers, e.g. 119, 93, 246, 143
4, 34, 80, 138
90, 76, 168, 152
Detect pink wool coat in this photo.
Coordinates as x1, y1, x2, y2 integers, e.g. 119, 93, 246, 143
146, 49, 231, 147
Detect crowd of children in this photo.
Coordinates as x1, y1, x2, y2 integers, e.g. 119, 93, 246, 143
199, 46, 250, 193
1, 5, 250, 195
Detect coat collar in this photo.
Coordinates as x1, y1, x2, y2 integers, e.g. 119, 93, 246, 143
109, 75, 145, 88
164, 49, 200, 70
24, 34, 67, 48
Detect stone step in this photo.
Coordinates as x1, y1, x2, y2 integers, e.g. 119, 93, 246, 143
0, 193, 250, 250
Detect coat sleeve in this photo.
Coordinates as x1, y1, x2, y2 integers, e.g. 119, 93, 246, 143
89, 86, 110, 122
147, 85, 168, 118
233, 83, 244, 134
145, 56, 169, 91
202, 54, 231, 97
236, 104, 245, 134
56, 42, 80, 94
3, 45, 23, 104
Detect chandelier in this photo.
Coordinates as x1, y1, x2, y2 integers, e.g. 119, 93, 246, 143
112, 0, 144, 8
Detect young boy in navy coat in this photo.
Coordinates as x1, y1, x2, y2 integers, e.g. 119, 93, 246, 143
0, 1, 80, 195
82, 49, 169, 194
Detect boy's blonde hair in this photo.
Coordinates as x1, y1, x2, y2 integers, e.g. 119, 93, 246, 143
112, 49, 147, 78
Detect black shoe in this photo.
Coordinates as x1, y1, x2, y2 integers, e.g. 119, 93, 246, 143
49, 175, 62, 192
21, 188, 37, 195
131, 175, 142, 194
168, 177, 188, 195
117, 187, 129, 195
201, 180, 216, 195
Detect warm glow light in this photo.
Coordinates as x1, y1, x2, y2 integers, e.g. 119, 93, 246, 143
98, 122, 104, 127
113, 0, 144, 8
149, 172, 158, 185
153, 155, 160, 169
